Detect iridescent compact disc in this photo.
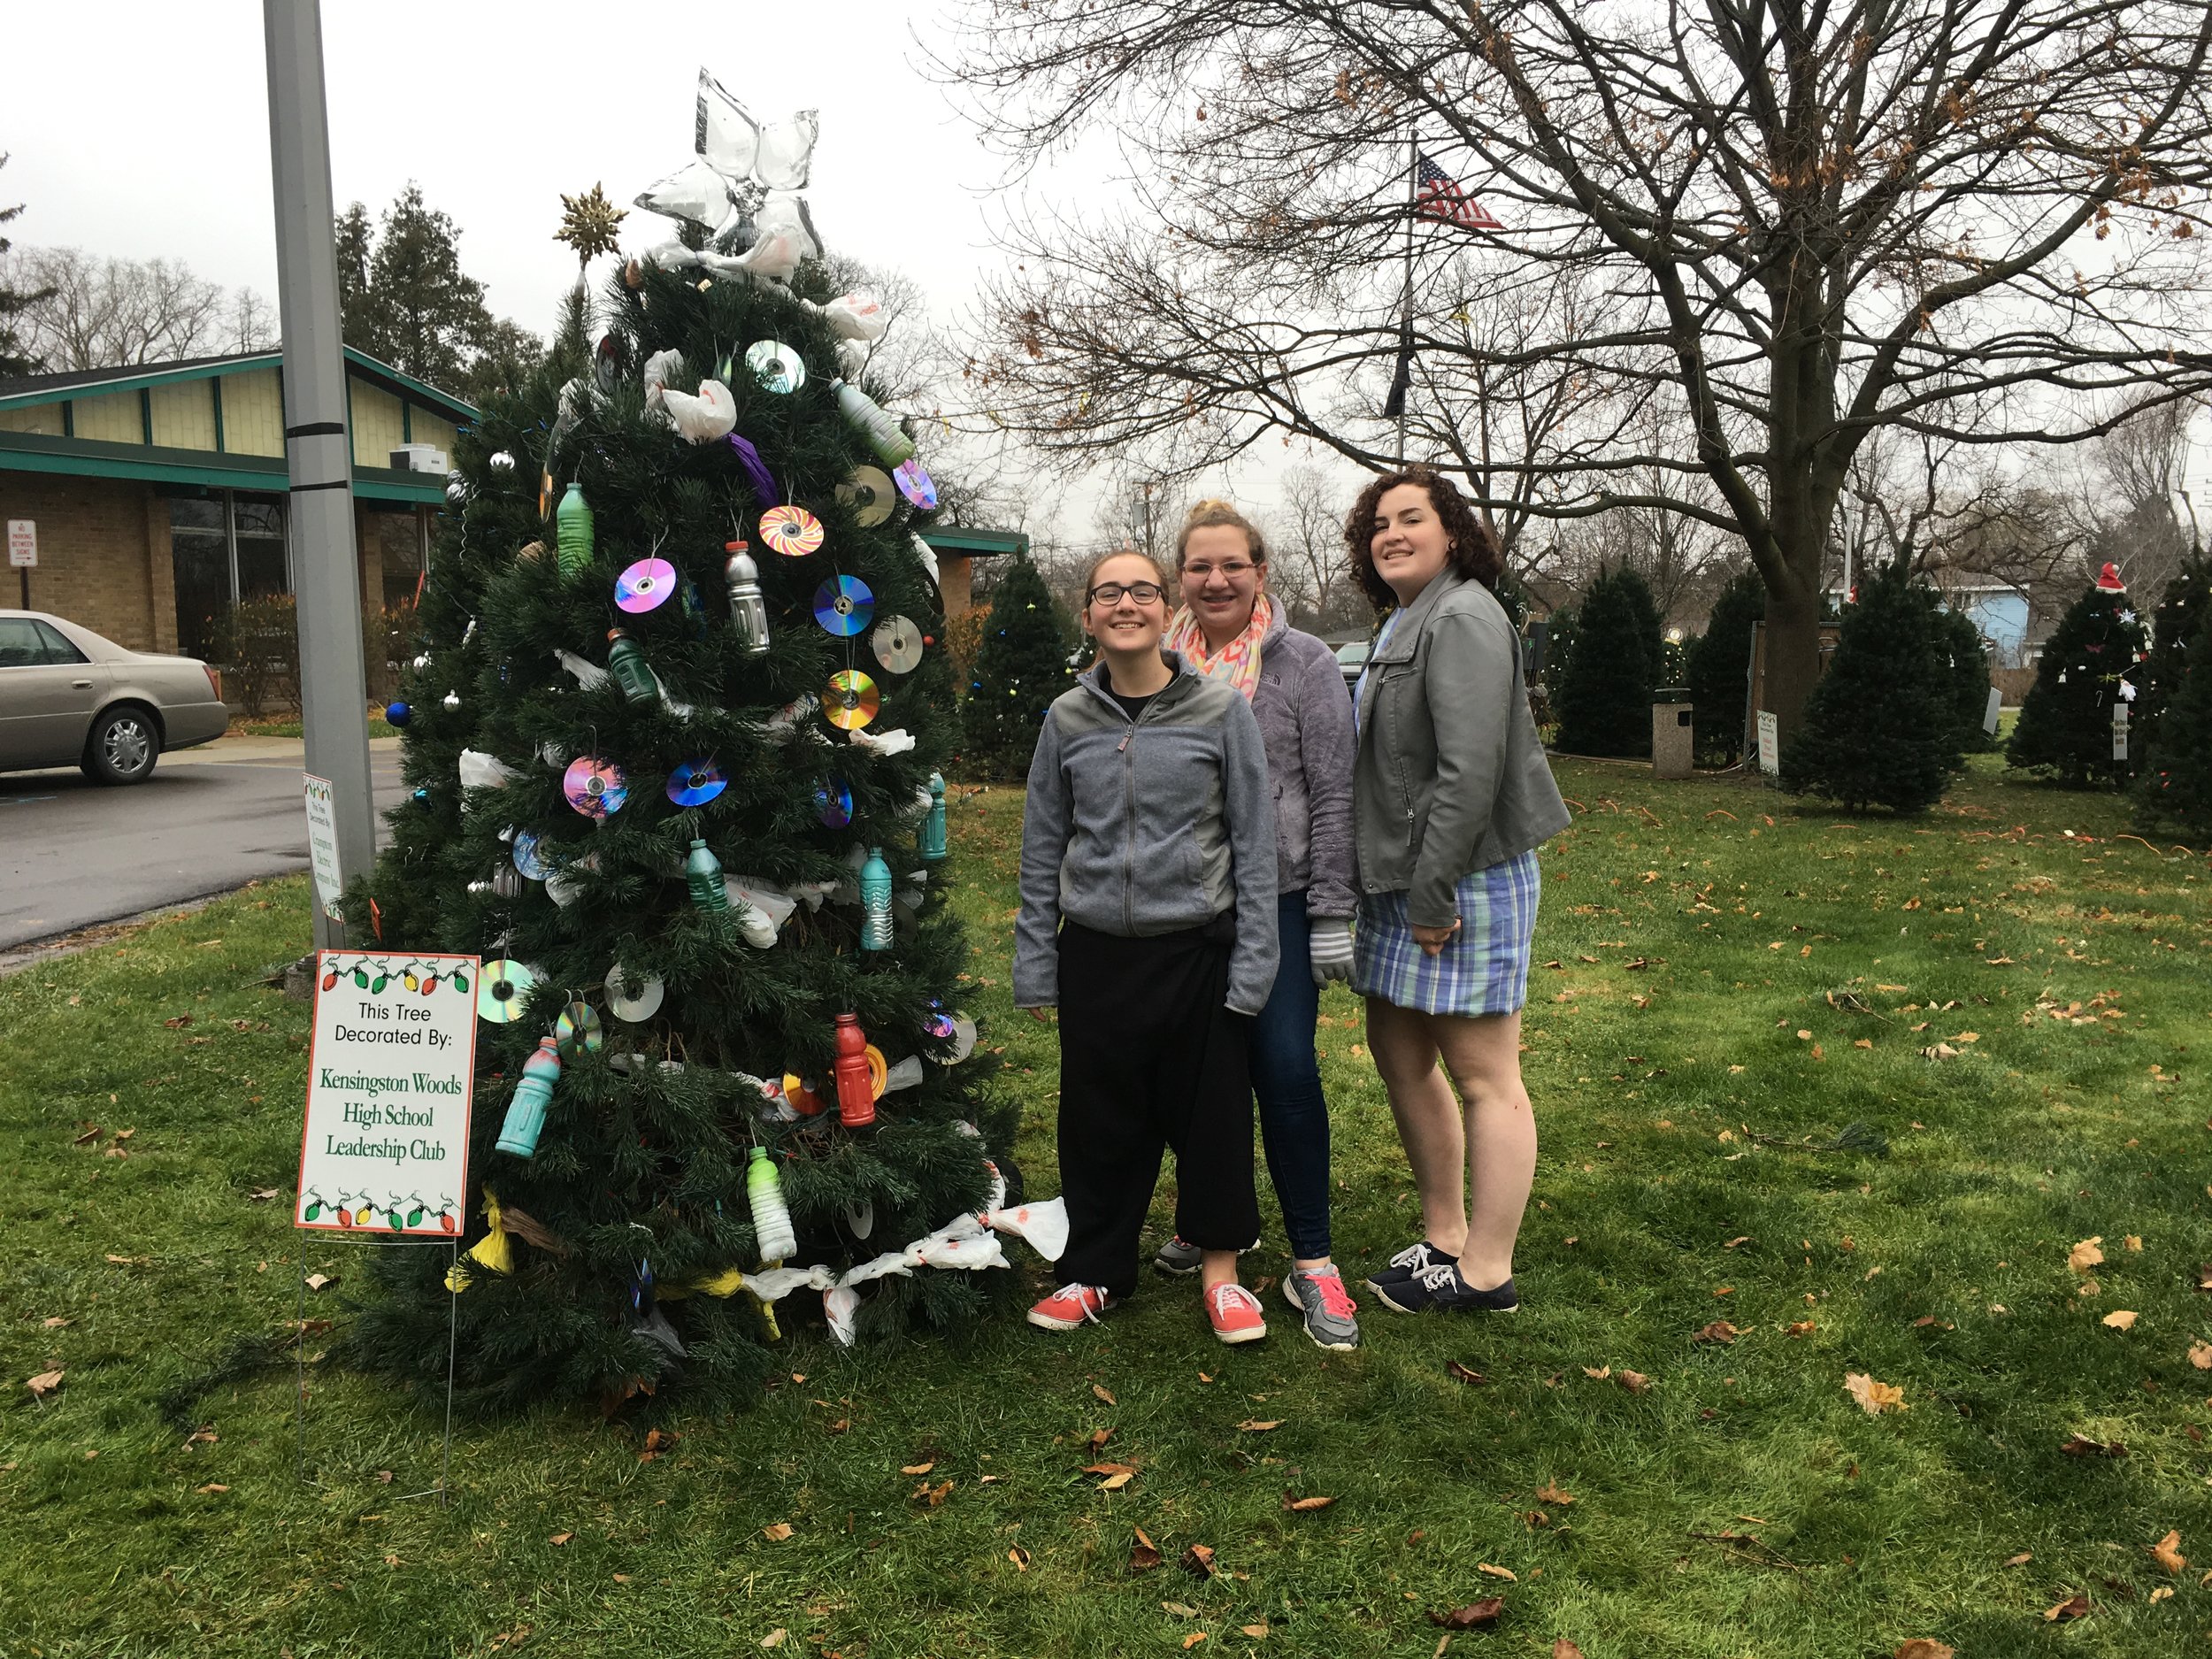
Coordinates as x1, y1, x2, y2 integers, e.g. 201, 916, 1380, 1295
665, 757, 727, 808
871, 614, 924, 674
758, 503, 825, 557
816, 777, 854, 829
813, 574, 875, 637
563, 755, 629, 819
511, 830, 549, 880
746, 339, 806, 394
477, 958, 536, 1023
836, 465, 896, 527
614, 557, 678, 613
892, 457, 938, 510
556, 998, 604, 1059
824, 669, 881, 731
605, 964, 665, 1023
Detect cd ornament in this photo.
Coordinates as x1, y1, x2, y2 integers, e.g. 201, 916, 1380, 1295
758, 504, 824, 557
814, 574, 875, 637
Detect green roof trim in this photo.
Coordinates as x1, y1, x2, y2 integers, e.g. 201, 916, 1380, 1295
918, 526, 1029, 557
0, 347, 478, 426
0, 428, 452, 504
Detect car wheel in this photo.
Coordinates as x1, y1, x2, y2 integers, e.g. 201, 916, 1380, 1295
82, 705, 160, 785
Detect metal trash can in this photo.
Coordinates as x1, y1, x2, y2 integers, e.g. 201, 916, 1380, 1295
1652, 687, 1693, 780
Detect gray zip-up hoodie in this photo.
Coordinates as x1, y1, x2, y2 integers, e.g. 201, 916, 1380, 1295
1247, 606, 1357, 918
1014, 651, 1279, 1016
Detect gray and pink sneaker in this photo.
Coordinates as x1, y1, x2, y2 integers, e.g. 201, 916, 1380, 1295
1283, 1265, 1361, 1351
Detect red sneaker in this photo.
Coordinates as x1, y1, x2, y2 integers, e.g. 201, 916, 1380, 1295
1027, 1283, 1114, 1331
1204, 1282, 1269, 1345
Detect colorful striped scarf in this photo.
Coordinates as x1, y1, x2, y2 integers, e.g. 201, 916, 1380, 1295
1165, 593, 1272, 702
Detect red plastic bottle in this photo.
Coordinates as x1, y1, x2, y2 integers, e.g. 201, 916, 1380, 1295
833, 1012, 876, 1128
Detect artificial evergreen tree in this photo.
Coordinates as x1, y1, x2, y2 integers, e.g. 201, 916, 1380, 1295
2006, 571, 2148, 787
1552, 565, 1663, 757
2134, 618, 2212, 844
1686, 568, 1764, 764
2136, 559, 2210, 756
1779, 561, 1960, 814
960, 554, 1070, 780
342, 95, 1019, 1415
1933, 603, 1997, 753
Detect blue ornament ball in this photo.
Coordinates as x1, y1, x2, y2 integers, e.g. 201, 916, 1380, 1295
385, 701, 412, 727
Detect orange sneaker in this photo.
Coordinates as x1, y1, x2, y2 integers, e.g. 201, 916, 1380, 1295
1203, 1281, 1269, 1345
1027, 1283, 1114, 1331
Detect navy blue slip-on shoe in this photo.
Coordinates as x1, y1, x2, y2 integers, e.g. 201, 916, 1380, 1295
1362, 1240, 1458, 1295
1371, 1263, 1519, 1316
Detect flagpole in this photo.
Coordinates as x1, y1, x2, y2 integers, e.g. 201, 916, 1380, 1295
1398, 123, 1417, 467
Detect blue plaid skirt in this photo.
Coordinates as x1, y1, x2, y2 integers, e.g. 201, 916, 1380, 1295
1352, 850, 1541, 1017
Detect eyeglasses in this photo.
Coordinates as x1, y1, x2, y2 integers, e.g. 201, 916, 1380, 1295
1087, 581, 1164, 605
1183, 561, 1256, 580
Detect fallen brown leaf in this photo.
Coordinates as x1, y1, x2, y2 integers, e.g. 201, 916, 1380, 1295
1476, 1563, 1517, 1581
1844, 1372, 1906, 1415
1093, 1384, 1117, 1405
1553, 1643, 1586, 1659
762, 1523, 794, 1541
1181, 1543, 1217, 1577
1446, 1360, 1486, 1384
1426, 1600, 1504, 1630
1181, 1635, 1207, 1651
1236, 1419, 1282, 1432
41, 1316, 72, 1328
1694, 1321, 1741, 1346
2192, 1342, 2212, 1371
911, 1479, 953, 1506
1282, 1493, 1336, 1512
549, 1532, 574, 1546
304, 1273, 336, 1293
761, 1632, 787, 1649
1129, 1525, 1164, 1572
2153, 1530, 2186, 1573
1786, 1320, 1816, 1338
1007, 1546, 1031, 1571
1241, 1624, 1271, 1640
1893, 1642, 1955, 1659
2060, 1434, 2128, 1458
2069, 1237, 2106, 1274
1086, 1461, 1137, 1491
2043, 1593, 2091, 1622
196, 1483, 229, 1494
901, 1462, 935, 1476
2005, 1551, 2033, 1566
1617, 1370, 1651, 1394
1086, 1427, 1111, 1453
2101, 1310, 2139, 1330
1581, 1365, 1611, 1380
1533, 1481, 1575, 1506
1163, 1602, 1199, 1618
25, 1369, 63, 1400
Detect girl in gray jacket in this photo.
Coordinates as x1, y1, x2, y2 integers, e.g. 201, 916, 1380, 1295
1015, 550, 1282, 1345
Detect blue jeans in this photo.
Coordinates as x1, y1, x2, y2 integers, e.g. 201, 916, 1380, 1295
1252, 889, 1333, 1260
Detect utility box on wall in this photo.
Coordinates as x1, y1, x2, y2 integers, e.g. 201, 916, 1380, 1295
1652, 687, 1694, 780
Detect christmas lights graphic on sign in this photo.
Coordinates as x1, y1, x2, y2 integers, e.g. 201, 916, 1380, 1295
296, 951, 480, 1235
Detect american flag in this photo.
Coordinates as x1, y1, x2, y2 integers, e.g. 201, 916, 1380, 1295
1415, 153, 1502, 231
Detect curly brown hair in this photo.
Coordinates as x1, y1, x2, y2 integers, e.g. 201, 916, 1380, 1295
1343, 467, 1503, 610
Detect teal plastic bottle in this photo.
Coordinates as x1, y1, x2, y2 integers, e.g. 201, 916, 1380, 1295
859, 847, 894, 949
555, 482, 594, 577
686, 838, 729, 916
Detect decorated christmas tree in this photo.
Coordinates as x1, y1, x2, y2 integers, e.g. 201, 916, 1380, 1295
1552, 565, 1663, 757
2134, 618, 2212, 843
960, 553, 1070, 781
1779, 561, 1961, 814
342, 77, 1042, 1415
1934, 603, 1997, 754
2006, 565, 2148, 788
1686, 568, 1763, 765
2135, 559, 2210, 756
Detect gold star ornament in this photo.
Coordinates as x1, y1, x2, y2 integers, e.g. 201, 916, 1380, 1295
555, 183, 626, 265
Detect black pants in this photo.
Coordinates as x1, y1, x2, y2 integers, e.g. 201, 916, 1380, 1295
1055, 918, 1260, 1299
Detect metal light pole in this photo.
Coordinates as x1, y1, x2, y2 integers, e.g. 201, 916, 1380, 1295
264, 0, 375, 950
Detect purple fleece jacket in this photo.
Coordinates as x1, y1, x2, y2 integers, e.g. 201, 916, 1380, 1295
1248, 607, 1358, 919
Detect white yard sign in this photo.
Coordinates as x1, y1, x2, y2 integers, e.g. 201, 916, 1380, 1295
1983, 687, 2004, 737
302, 772, 344, 923
6, 520, 35, 568
295, 950, 480, 1236
1755, 710, 1781, 776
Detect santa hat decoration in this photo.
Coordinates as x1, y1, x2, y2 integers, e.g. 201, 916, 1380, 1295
2095, 562, 2126, 593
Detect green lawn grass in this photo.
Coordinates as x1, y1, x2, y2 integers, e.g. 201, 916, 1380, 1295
4, 755, 2210, 1657
230, 713, 399, 740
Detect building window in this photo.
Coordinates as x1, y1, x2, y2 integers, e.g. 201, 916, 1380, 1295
169, 491, 290, 661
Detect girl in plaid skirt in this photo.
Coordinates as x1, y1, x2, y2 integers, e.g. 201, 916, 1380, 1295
1344, 469, 1571, 1317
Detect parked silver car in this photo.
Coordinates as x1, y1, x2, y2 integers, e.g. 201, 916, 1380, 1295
0, 611, 228, 784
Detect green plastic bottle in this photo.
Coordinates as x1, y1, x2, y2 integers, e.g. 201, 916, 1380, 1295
686, 838, 729, 916
605, 628, 657, 704
556, 481, 595, 577
747, 1147, 796, 1261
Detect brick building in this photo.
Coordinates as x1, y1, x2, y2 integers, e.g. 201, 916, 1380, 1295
0, 348, 465, 660
0, 348, 1022, 666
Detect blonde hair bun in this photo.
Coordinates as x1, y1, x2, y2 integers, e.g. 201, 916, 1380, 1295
1176, 497, 1268, 566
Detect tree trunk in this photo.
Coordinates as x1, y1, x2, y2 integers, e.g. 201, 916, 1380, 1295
1763, 580, 1824, 750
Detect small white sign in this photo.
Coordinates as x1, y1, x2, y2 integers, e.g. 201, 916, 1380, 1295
2112, 702, 2129, 762
1755, 710, 1780, 775
303, 772, 344, 923
1983, 687, 2003, 736
6, 519, 35, 569
296, 950, 479, 1235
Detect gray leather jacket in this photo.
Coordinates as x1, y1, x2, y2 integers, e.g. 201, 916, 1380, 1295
1352, 570, 1571, 928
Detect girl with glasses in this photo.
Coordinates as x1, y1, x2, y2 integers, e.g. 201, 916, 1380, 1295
1346, 468, 1569, 1317
1148, 500, 1363, 1352
1015, 549, 1282, 1344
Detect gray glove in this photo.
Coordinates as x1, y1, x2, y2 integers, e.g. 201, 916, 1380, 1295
1309, 917, 1355, 986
